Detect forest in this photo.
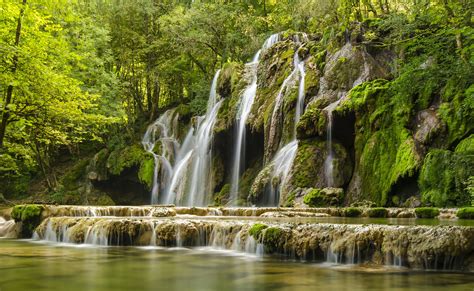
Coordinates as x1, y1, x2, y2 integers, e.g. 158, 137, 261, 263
1, 1, 474, 288
0, 0, 472, 208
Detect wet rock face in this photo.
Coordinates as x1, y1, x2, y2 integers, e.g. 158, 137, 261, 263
413, 109, 444, 145
33, 216, 474, 271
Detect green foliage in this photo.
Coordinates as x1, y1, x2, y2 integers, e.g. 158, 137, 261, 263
249, 223, 268, 240
419, 149, 473, 207
343, 207, 362, 217
367, 207, 387, 218
11, 204, 44, 237
457, 207, 474, 219
415, 207, 440, 218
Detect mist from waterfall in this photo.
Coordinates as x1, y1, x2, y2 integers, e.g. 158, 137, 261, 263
229, 33, 280, 205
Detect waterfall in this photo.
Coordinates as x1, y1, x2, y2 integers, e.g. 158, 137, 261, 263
142, 70, 222, 206
230, 33, 280, 205
142, 109, 180, 204
264, 45, 306, 206
323, 96, 343, 187
166, 70, 222, 206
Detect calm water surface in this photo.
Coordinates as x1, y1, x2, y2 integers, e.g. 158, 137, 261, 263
0, 239, 473, 291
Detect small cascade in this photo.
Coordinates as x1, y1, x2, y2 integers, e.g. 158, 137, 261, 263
264, 44, 307, 205
144, 70, 223, 206
0, 217, 17, 238
32, 216, 474, 271
323, 96, 343, 187
142, 109, 180, 204
230, 33, 280, 204
177, 70, 222, 206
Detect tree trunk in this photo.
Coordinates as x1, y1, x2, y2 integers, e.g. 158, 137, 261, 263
0, 0, 27, 148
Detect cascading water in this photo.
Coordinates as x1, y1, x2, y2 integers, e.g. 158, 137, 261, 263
143, 70, 221, 206
166, 70, 222, 206
142, 109, 180, 204
323, 95, 343, 187
264, 45, 306, 206
230, 33, 280, 205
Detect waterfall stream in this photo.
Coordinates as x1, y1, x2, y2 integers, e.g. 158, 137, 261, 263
230, 34, 280, 205
143, 71, 222, 206
264, 45, 306, 206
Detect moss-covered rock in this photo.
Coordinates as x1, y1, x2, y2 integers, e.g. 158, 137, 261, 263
214, 184, 230, 206
367, 207, 388, 218
287, 139, 352, 191
414, 207, 440, 218
457, 207, 474, 219
419, 149, 473, 207
262, 226, 283, 252
107, 144, 149, 176
303, 188, 344, 207
343, 207, 362, 217
138, 156, 155, 189
249, 223, 268, 240
340, 80, 424, 206
11, 204, 44, 237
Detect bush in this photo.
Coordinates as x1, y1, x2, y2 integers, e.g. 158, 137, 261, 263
457, 207, 474, 219
415, 207, 440, 218
367, 207, 388, 218
343, 207, 362, 217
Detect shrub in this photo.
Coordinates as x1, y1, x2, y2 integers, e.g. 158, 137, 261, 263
414, 207, 440, 218
457, 207, 474, 219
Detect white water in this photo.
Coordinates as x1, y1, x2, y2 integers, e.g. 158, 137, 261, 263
143, 70, 222, 206
230, 34, 280, 205
323, 96, 343, 187
264, 44, 306, 205
167, 70, 222, 206
142, 109, 180, 204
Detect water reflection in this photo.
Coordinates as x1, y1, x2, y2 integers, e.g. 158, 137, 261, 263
0, 240, 473, 291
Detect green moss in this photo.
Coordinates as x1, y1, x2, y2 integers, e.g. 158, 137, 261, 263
303, 188, 343, 207
107, 144, 148, 175
138, 156, 155, 189
455, 134, 474, 153
438, 82, 473, 145
249, 223, 268, 240
457, 207, 474, 219
262, 227, 282, 252
213, 184, 230, 206
414, 207, 440, 218
367, 207, 388, 218
283, 190, 296, 207
343, 207, 362, 217
419, 149, 473, 207
11, 204, 44, 237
